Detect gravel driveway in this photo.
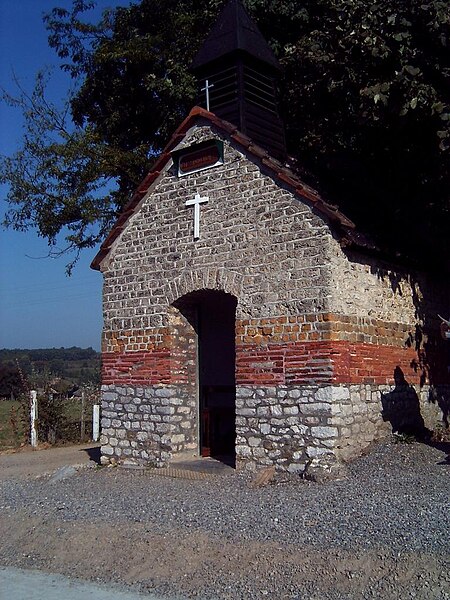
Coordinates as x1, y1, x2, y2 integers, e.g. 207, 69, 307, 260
0, 440, 449, 599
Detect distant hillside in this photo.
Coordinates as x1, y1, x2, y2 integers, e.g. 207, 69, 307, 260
0, 347, 101, 398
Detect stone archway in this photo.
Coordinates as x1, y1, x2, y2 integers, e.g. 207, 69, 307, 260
172, 289, 237, 462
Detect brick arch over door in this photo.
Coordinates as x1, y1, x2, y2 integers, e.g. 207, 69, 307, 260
166, 268, 245, 306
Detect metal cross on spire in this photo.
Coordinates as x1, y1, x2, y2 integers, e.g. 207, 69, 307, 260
201, 79, 214, 111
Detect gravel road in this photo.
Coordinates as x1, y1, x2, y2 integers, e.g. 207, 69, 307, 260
0, 440, 449, 599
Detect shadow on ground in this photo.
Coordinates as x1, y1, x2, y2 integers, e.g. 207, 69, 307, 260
80, 445, 101, 465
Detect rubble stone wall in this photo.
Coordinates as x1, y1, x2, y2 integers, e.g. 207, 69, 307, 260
99, 381, 447, 470
97, 122, 449, 470
100, 384, 197, 466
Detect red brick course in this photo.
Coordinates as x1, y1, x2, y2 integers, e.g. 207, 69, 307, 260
235, 341, 421, 385
101, 313, 448, 386
102, 349, 174, 385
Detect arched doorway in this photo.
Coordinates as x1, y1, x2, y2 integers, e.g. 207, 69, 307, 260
173, 290, 237, 462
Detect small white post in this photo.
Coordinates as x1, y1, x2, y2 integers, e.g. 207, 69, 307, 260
30, 390, 38, 448
80, 389, 86, 442
92, 404, 100, 442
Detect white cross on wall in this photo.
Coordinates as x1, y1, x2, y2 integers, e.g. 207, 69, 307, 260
185, 193, 209, 239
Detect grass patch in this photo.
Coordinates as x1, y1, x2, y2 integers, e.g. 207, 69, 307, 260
0, 400, 24, 450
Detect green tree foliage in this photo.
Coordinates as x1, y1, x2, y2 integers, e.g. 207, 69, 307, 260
1, 0, 449, 267
279, 0, 450, 265
1, 71, 124, 270
0, 364, 24, 399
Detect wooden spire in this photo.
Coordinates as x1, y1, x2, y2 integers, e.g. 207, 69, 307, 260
191, 0, 286, 160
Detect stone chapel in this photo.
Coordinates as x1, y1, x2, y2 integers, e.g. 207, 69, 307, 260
92, 0, 449, 472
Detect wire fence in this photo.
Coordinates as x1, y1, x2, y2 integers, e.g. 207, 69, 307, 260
1, 387, 100, 450
39, 388, 100, 445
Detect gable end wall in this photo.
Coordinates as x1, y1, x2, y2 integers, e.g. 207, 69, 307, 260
98, 124, 449, 471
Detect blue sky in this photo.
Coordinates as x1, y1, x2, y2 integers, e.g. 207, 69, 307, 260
0, 0, 128, 350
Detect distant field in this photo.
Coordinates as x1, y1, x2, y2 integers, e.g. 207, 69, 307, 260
0, 400, 23, 450
0, 347, 101, 400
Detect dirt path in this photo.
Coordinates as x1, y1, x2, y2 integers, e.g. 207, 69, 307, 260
1, 513, 448, 599
0, 444, 100, 480
0, 442, 449, 599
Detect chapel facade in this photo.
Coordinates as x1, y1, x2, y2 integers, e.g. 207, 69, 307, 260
92, 0, 449, 472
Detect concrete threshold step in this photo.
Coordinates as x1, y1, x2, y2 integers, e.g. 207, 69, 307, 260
147, 467, 217, 480
118, 458, 235, 480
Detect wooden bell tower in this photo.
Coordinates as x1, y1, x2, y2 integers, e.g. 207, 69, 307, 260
191, 0, 286, 161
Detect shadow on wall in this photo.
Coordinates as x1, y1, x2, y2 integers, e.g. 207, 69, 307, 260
362, 256, 450, 430
381, 366, 431, 439
381, 367, 450, 465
